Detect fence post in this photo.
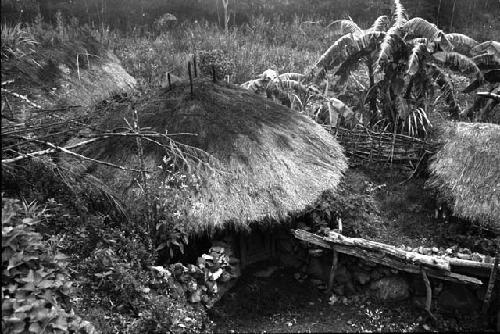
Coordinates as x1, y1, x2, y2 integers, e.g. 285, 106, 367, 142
188, 62, 194, 97
193, 54, 198, 77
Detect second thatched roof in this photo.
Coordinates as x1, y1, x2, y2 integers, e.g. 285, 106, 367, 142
79, 80, 347, 234
427, 121, 500, 231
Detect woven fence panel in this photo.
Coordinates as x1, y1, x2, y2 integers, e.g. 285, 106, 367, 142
329, 126, 439, 166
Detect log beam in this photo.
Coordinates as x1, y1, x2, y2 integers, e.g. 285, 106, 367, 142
293, 229, 483, 285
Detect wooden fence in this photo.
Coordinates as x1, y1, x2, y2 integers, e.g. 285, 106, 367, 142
328, 126, 440, 167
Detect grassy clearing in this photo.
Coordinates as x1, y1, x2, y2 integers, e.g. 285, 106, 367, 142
113, 17, 328, 86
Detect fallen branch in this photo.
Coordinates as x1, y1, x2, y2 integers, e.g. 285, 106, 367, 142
477, 91, 500, 101
1, 88, 42, 109
2, 137, 105, 164
2, 136, 148, 173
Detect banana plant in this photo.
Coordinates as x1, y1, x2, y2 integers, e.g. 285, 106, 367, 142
312, 0, 497, 136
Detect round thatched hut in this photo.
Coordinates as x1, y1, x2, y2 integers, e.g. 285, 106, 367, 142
81, 79, 347, 236
427, 121, 500, 232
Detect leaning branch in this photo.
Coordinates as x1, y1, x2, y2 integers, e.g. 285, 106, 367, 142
477, 91, 500, 102
1, 88, 42, 109
2, 137, 148, 173
2, 137, 105, 164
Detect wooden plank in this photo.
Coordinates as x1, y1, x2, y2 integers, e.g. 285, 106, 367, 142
293, 229, 483, 285
294, 229, 450, 272
448, 257, 496, 271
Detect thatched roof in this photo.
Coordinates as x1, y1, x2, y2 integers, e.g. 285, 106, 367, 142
427, 121, 500, 230
81, 80, 347, 234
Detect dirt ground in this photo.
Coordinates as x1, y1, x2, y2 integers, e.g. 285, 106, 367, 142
301, 163, 498, 256
210, 164, 498, 333
209, 266, 491, 333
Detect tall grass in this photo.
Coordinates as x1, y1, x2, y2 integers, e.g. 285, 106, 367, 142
113, 16, 330, 86
1, 23, 38, 59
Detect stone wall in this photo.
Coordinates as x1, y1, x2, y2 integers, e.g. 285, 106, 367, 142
274, 230, 498, 320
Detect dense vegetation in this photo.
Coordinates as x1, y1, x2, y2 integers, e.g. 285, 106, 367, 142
1, 0, 499, 332
2, 0, 499, 41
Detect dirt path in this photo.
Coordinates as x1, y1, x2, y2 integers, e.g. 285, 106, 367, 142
210, 267, 489, 333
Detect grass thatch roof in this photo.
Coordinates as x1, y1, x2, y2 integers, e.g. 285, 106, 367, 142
427, 121, 500, 230
79, 80, 347, 234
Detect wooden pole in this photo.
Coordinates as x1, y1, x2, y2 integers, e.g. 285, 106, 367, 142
133, 108, 154, 238
167, 72, 171, 90
193, 55, 198, 77
188, 62, 194, 97
422, 269, 435, 320
482, 251, 499, 315
327, 249, 339, 292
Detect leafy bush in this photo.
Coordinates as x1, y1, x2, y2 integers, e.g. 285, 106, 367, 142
1, 197, 95, 334
197, 49, 235, 81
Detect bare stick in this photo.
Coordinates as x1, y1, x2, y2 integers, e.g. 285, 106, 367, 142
168, 72, 171, 90
1, 88, 42, 109
2, 137, 104, 164
3, 137, 146, 172
193, 54, 198, 77
482, 250, 499, 315
327, 249, 339, 292
76, 54, 81, 81
422, 269, 436, 320
133, 108, 155, 235
188, 62, 194, 97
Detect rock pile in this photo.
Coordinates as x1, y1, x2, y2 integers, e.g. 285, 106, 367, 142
276, 231, 488, 314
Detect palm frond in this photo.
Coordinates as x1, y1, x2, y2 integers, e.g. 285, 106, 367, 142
463, 78, 485, 94
402, 17, 442, 40
433, 51, 481, 76
393, 0, 408, 27
407, 42, 428, 75
241, 79, 265, 94
326, 19, 362, 36
471, 41, 500, 56
279, 73, 305, 81
407, 37, 429, 46
445, 33, 478, 55
368, 15, 390, 32
376, 25, 406, 69
277, 79, 307, 93
427, 64, 460, 118
472, 53, 500, 71
317, 31, 385, 71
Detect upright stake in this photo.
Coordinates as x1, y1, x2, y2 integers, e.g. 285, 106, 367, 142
188, 62, 193, 97
327, 248, 338, 292
167, 72, 171, 90
193, 54, 198, 77
132, 107, 154, 239
422, 269, 436, 320
482, 250, 499, 315
212, 65, 217, 83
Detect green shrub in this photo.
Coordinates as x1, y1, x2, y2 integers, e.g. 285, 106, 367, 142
197, 49, 235, 81
1, 197, 95, 334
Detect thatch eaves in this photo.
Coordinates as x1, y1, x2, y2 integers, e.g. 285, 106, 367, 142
427, 121, 500, 230
80, 80, 347, 234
